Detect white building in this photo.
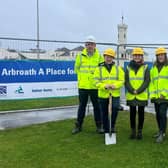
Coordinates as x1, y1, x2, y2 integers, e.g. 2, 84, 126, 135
118, 16, 128, 60
117, 16, 148, 67
0, 46, 84, 60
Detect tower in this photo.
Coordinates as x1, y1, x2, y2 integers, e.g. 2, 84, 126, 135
117, 16, 128, 59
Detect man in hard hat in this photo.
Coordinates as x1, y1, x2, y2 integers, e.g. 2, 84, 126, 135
125, 48, 150, 140
72, 35, 104, 134
149, 47, 168, 143
94, 48, 124, 133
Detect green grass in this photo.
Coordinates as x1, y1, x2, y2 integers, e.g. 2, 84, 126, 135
0, 111, 168, 168
0, 97, 78, 111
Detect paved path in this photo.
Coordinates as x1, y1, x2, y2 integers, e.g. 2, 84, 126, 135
0, 106, 79, 130
0, 87, 158, 130
0, 102, 156, 130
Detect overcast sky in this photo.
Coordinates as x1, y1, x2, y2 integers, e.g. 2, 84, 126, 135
0, 0, 168, 45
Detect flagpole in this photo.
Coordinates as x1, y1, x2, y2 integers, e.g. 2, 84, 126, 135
36, 0, 40, 59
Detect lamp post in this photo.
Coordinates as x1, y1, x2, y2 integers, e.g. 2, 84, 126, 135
36, 0, 40, 59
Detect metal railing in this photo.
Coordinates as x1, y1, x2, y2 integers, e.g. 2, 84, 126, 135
0, 37, 168, 64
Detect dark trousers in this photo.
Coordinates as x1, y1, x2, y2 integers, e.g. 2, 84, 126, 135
130, 106, 145, 130
99, 97, 120, 133
154, 103, 167, 133
76, 89, 101, 127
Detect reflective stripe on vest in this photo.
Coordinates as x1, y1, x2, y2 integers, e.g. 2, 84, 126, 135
152, 76, 168, 81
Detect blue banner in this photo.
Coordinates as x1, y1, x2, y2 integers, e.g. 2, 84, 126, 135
0, 60, 77, 83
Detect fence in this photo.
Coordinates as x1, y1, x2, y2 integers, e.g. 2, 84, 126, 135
1, 37, 168, 64
0, 37, 168, 100
0, 37, 117, 61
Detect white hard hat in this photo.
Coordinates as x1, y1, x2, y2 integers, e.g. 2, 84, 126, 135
85, 35, 96, 43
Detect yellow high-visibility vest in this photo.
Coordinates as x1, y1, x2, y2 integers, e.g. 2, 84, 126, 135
94, 64, 124, 98
126, 65, 148, 101
74, 48, 104, 89
149, 65, 168, 100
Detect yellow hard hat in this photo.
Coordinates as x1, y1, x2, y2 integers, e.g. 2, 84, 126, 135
155, 47, 167, 56
103, 48, 116, 57
132, 48, 144, 55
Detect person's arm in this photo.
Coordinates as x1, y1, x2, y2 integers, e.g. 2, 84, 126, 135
125, 67, 134, 94
149, 67, 156, 99
94, 66, 109, 90
74, 53, 80, 74
136, 67, 150, 94
160, 66, 168, 98
112, 66, 125, 89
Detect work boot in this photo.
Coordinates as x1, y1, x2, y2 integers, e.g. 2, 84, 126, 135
129, 129, 136, 139
137, 129, 142, 140
96, 126, 104, 134
153, 132, 166, 138
156, 132, 164, 143
153, 132, 160, 138
72, 122, 82, 135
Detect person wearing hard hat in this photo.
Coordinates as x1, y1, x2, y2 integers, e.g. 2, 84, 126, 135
72, 35, 104, 134
125, 48, 150, 140
149, 47, 168, 143
94, 48, 124, 133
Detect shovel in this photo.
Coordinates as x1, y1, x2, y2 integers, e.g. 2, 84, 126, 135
105, 93, 116, 145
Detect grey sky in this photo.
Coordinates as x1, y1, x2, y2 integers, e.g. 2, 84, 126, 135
0, 0, 168, 44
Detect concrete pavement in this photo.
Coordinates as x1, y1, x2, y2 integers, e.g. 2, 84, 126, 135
0, 101, 156, 130
0, 106, 79, 130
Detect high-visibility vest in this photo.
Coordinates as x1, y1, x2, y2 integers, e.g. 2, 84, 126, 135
94, 63, 124, 98
149, 65, 168, 100
74, 48, 104, 89
126, 64, 148, 101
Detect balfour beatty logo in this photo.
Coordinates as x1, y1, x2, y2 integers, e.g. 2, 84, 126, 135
15, 86, 24, 94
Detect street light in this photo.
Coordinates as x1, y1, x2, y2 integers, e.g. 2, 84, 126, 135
36, 0, 40, 59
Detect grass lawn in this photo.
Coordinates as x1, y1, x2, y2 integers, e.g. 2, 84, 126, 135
0, 97, 78, 112
0, 111, 168, 168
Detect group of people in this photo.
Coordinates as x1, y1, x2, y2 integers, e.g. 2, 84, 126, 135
72, 35, 168, 143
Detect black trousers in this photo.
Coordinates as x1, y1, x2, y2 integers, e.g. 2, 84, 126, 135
130, 106, 145, 130
76, 89, 102, 127
154, 103, 167, 133
99, 97, 120, 133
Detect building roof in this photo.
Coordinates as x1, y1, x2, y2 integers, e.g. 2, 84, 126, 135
21, 49, 46, 53
71, 46, 84, 51
55, 47, 70, 52
59, 51, 70, 56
